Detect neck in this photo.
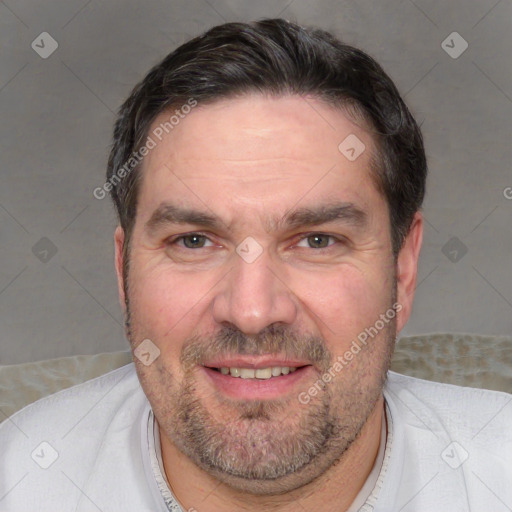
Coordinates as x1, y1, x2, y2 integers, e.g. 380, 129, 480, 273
159, 395, 385, 512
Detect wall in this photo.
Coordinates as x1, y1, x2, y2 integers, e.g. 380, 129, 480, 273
0, 0, 511, 363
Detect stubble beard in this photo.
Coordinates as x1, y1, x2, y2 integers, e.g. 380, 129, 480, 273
128, 315, 396, 495
123, 266, 396, 495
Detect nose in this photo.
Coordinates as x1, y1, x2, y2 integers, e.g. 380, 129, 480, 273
211, 248, 298, 335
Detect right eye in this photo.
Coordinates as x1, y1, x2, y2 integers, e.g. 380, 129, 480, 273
171, 233, 213, 249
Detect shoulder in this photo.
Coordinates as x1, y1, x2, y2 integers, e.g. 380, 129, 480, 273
385, 370, 512, 440
385, 370, 512, 417
0, 364, 154, 510
1, 363, 143, 435
380, 371, 512, 510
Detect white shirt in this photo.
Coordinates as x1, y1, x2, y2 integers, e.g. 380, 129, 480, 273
1, 364, 511, 511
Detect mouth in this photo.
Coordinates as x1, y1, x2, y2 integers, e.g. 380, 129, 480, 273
200, 361, 314, 400
206, 365, 303, 379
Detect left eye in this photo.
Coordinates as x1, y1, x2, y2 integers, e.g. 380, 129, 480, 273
296, 234, 337, 249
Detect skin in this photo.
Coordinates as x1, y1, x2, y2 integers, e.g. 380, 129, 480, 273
114, 94, 423, 511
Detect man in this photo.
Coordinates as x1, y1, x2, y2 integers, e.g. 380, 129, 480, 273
1, 18, 511, 512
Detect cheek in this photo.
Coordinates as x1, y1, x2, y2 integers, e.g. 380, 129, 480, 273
127, 259, 212, 348
290, 264, 392, 340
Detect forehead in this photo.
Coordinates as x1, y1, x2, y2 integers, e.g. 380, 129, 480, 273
136, 94, 382, 223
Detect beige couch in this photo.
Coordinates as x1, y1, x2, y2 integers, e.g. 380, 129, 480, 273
1, 333, 511, 420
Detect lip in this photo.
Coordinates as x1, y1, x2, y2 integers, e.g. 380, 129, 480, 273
202, 355, 311, 370
200, 364, 314, 400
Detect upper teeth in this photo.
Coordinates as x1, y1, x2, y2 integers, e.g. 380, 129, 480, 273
219, 367, 297, 379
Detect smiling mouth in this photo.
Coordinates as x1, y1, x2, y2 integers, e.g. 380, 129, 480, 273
206, 365, 310, 379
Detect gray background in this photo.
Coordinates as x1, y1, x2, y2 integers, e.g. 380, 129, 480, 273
0, 0, 511, 364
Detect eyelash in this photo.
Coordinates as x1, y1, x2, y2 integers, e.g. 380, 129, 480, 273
167, 232, 346, 250
169, 233, 214, 248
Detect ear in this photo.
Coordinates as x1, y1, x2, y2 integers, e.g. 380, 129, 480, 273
395, 211, 423, 334
114, 226, 126, 313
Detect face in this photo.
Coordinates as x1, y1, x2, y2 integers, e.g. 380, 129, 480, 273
114, 94, 421, 494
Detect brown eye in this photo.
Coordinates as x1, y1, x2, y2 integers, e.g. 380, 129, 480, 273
180, 234, 208, 248
306, 234, 332, 248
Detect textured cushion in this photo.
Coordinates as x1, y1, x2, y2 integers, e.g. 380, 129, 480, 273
1, 333, 511, 420
0, 351, 132, 420
391, 333, 512, 393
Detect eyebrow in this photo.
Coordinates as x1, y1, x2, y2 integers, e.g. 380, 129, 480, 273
144, 201, 368, 235
280, 203, 368, 231
145, 204, 222, 235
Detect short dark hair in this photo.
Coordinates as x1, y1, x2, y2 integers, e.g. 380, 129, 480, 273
107, 18, 427, 263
